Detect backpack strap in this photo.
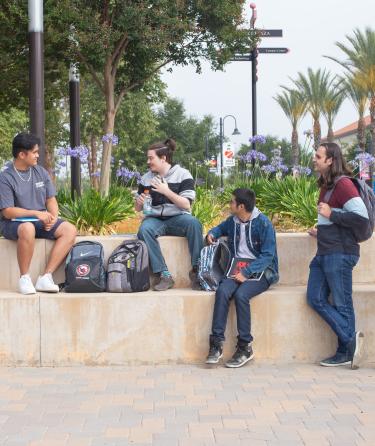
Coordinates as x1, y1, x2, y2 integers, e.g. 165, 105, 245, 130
323, 175, 348, 203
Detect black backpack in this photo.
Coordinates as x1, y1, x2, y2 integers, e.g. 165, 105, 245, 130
64, 241, 106, 292
106, 240, 150, 292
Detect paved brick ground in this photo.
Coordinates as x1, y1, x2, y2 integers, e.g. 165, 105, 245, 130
0, 362, 374, 445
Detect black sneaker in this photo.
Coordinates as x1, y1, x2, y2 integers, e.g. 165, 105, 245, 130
189, 269, 202, 291
153, 275, 175, 291
319, 352, 352, 367
225, 344, 254, 368
347, 331, 365, 370
205, 341, 223, 364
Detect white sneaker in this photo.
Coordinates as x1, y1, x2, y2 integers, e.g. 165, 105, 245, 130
18, 274, 36, 295
35, 273, 59, 293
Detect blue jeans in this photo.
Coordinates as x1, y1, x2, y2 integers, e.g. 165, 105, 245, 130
307, 253, 359, 350
137, 214, 203, 274
211, 276, 270, 344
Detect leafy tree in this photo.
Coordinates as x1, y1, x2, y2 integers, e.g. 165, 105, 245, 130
154, 97, 219, 167
48, 0, 257, 194
0, 108, 28, 164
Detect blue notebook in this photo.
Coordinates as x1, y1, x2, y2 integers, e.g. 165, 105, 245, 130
11, 217, 39, 222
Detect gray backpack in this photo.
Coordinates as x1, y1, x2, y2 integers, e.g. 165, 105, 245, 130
198, 240, 231, 291
325, 176, 375, 242
107, 240, 150, 292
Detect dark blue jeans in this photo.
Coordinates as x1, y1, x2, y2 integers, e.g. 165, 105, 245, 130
211, 276, 270, 344
137, 214, 203, 274
307, 253, 359, 351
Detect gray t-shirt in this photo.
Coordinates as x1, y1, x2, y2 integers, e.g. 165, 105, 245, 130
0, 163, 56, 222
236, 222, 256, 260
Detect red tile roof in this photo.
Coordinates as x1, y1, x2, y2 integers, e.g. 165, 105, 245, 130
332, 115, 371, 138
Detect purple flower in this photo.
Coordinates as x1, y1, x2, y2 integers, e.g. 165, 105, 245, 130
249, 135, 266, 145
239, 150, 267, 163
355, 152, 375, 166
303, 130, 313, 137
293, 165, 312, 176
58, 145, 88, 163
261, 165, 276, 174
195, 177, 205, 186
116, 167, 141, 184
91, 171, 101, 177
102, 134, 119, 146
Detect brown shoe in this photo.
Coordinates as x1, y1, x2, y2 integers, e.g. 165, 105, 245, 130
189, 269, 202, 290
153, 275, 175, 291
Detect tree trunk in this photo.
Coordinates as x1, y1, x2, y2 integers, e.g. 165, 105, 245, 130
357, 116, 366, 150
327, 125, 334, 143
99, 60, 116, 196
90, 134, 99, 191
291, 127, 299, 166
370, 95, 375, 156
44, 143, 55, 183
313, 118, 321, 149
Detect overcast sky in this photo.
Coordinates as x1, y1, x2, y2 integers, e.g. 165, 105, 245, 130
161, 0, 374, 151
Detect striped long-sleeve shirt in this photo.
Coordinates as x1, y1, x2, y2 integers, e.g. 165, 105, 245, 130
137, 164, 195, 218
317, 177, 369, 256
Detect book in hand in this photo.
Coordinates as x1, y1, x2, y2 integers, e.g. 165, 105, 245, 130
11, 217, 39, 222
227, 257, 264, 281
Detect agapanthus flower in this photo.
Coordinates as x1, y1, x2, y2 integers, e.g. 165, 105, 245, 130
239, 150, 267, 163
116, 167, 141, 184
249, 135, 266, 145
355, 152, 375, 166
102, 134, 119, 146
293, 165, 312, 176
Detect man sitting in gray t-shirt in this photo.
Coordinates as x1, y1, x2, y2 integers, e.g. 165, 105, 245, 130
0, 133, 77, 294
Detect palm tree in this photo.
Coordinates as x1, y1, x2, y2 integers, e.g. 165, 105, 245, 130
322, 81, 345, 143
291, 68, 335, 149
339, 73, 369, 149
274, 89, 307, 165
326, 28, 375, 153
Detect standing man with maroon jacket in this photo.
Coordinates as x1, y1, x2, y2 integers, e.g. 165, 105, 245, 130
307, 143, 368, 368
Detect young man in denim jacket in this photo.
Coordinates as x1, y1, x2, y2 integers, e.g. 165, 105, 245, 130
206, 188, 279, 368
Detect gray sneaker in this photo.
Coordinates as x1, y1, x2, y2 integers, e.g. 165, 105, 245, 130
153, 275, 175, 291
347, 331, 365, 370
225, 344, 254, 368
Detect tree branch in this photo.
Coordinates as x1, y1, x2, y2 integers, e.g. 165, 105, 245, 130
111, 36, 130, 78
76, 49, 105, 93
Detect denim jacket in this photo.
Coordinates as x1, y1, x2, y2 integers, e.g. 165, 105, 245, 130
208, 207, 279, 285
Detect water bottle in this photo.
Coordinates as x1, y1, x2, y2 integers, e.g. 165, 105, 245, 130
143, 189, 153, 216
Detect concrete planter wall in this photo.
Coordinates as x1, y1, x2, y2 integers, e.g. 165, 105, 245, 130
0, 234, 374, 366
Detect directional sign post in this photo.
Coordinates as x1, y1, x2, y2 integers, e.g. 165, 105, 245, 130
230, 4, 288, 158
258, 47, 289, 54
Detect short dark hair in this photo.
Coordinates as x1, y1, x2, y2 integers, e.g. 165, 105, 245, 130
12, 133, 40, 158
147, 138, 176, 164
232, 188, 256, 212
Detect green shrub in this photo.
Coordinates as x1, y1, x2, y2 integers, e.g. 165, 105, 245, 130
58, 187, 135, 235
261, 177, 318, 227
192, 187, 222, 230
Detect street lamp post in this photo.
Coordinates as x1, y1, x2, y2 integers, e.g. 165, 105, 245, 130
28, 0, 45, 167
219, 115, 240, 188
69, 64, 81, 199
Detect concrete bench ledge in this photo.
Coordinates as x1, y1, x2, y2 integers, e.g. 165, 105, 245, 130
0, 233, 374, 289
1, 284, 374, 366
